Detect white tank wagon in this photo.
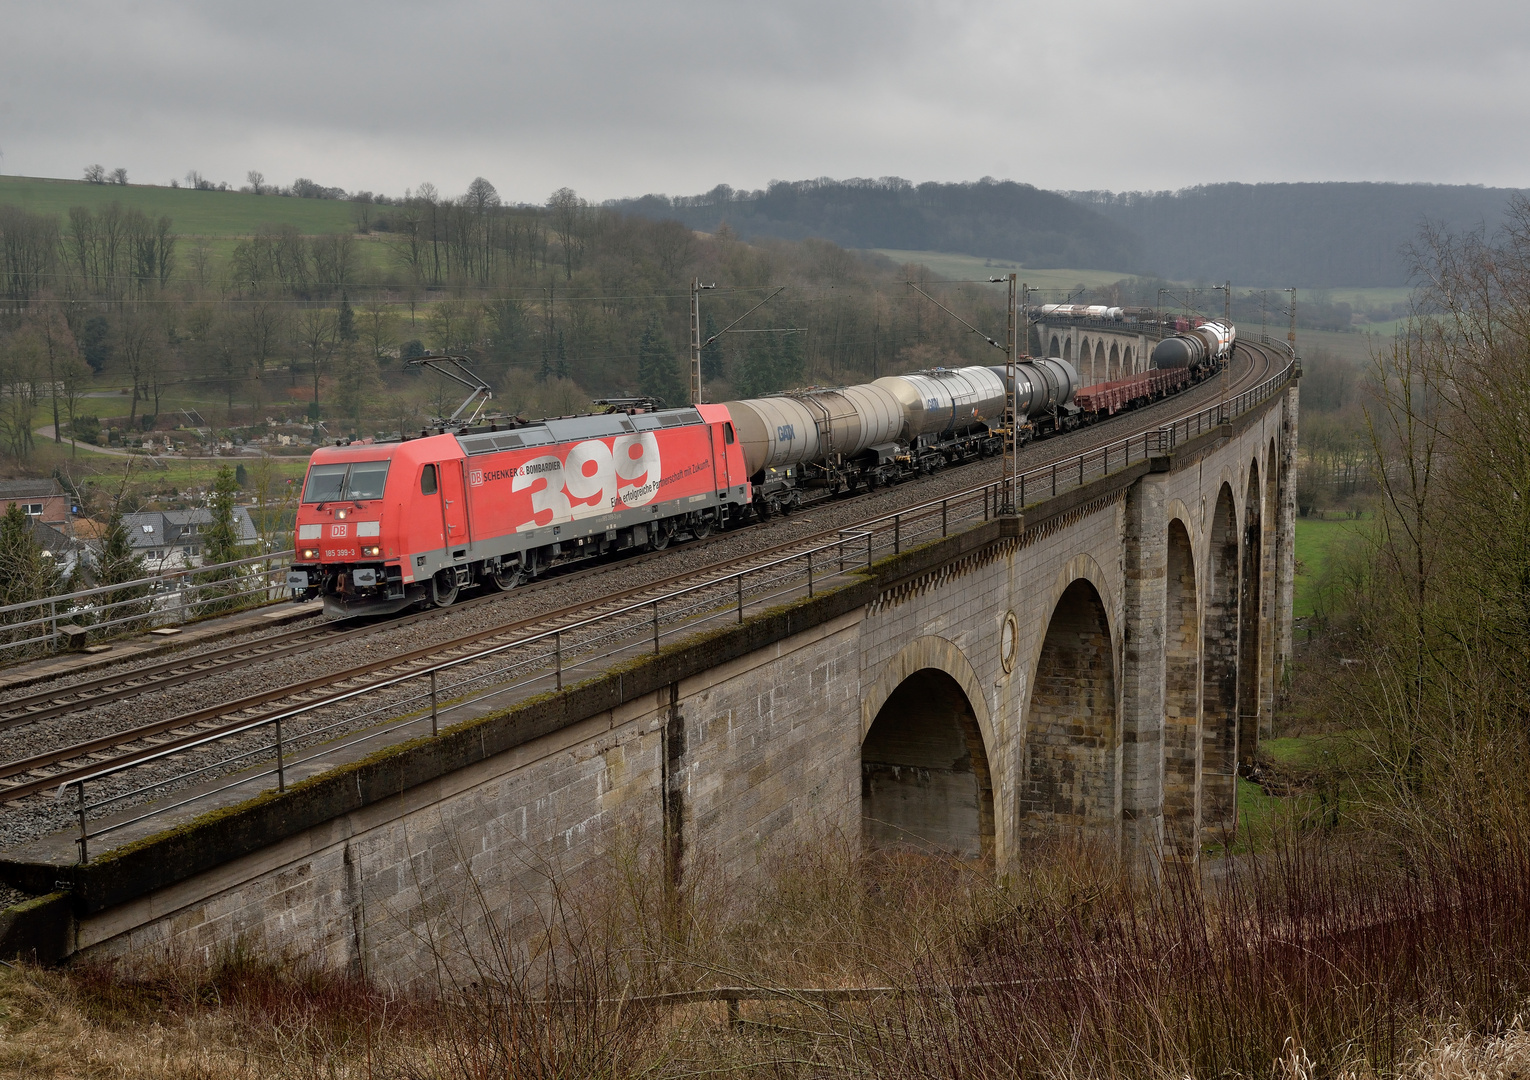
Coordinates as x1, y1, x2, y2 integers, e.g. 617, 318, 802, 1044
1150, 319, 1238, 371
724, 358, 1080, 513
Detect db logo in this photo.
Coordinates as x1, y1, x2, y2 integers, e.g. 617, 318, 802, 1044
330, 523, 348, 538
470, 470, 484, 486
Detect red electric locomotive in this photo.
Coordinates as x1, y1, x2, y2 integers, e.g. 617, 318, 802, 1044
288, 403, 751, 616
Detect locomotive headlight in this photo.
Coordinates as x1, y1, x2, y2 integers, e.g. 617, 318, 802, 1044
362, 545, 382, 557
301, 548, 318, 559
336, 509, 348, 520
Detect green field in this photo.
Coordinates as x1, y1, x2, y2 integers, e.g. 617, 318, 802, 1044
0, 174, 362, 236
1294, 517, 1364, 618
871, 250, 1135, 294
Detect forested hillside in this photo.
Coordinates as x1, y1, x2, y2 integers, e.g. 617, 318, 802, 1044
1068, 182, 1529, 287
612, 178, 1144, 272
0, 177, 1018, 473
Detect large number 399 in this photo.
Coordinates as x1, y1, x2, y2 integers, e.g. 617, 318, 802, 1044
512, 434, 661, 531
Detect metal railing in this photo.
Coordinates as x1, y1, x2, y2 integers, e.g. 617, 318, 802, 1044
0, 548, 297, 658
55, 348, 1295, 861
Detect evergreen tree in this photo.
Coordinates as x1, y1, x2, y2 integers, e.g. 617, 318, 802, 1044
637, 314, 684, 406
204, 465, 241, 566
337, 292, 358, 345
195, 465, 244, 614
0, 504, 59, 606
700, 314, 724, 379
0, 504, 61, 645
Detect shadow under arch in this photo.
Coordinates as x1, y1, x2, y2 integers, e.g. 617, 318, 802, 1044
862, 668, 995, 860
1237, 458, 1263, 764
1201, 481, 1240, 843
1019, 578, 1117, 842
1163, 517, 1201, 857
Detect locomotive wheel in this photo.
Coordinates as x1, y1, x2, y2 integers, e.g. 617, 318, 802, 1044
650, 522, 672, 550
431, 569, 459, 608
488, 565, 524, 592
691, 517, 712, 540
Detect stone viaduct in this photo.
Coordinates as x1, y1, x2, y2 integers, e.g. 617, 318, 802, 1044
7, 372, 1299, 985
1034, 317, 1156, 385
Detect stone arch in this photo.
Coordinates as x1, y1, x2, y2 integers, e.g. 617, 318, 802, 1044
1124, 345, 1134, 373
861, 636, 999, 860
1108, 341, 1121, 380
1078, 336, 1091, 380
862, 670, 995, 861
1049, 334, 1061, 357
1020, 578, 1118, 840
1163, 517, 1200, 858
1237, 459, 1263, 765
1201, 482, 1240, 843
1063, 337, 1073, 362
1095, 341, 1107, 382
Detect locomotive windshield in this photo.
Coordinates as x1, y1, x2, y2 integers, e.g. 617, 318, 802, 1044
302, 460, 391, 503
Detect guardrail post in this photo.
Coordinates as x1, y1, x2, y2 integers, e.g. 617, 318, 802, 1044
75, 784, 89, 864
894, 515, 900, 554
274, 714, 286, 792
652, 601, 660, 653
866, 531, 873, 569
555, 632, 563, 690
737, 575, 744, 622
1020, 473, 1025, 507
941, 499, 948, 537
430, 669, 439, 736
1079, 455, 1084, 487
49, 600, 57, 653
1052, 462, 1057, 496
807, 549, 814, 597
837, 535, 844, 572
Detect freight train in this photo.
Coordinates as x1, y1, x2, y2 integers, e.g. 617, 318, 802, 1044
288, 322, 1234, 615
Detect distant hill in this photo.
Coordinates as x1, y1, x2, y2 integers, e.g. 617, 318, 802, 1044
1067, 183, 1529, 288
0, 174, 363, 236
610, 178, 1144, 273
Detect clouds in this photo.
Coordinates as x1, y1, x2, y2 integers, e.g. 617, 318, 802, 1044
1, 0, 1526, 204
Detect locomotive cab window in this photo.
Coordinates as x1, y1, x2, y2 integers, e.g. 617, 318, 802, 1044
301, 460, 391, 503
724, 423, 736, 445
302, 463, 349, 503
421, 464, 438, 495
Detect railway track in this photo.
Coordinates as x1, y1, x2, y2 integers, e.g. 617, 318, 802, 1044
1, 342, 1284, 812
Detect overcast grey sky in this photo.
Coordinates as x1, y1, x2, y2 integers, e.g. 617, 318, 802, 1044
2, 0, 1527, 204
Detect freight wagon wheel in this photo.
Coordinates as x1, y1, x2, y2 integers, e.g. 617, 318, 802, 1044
430, 569, 459, 608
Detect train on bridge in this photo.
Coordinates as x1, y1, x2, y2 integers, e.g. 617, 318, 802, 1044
289, 322, 1235, 616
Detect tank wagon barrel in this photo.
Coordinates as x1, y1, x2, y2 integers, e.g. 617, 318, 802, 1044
1150, 319, 1237, 370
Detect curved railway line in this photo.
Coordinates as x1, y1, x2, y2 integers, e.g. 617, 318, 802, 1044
0, 342, 1283, 833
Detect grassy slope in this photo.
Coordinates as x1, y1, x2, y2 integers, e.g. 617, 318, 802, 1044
1293, 517, 1360, 618
0, 175, 360, 235
870, 249, 1134, 292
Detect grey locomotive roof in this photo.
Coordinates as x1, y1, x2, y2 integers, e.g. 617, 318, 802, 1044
455, 408, 703, 457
